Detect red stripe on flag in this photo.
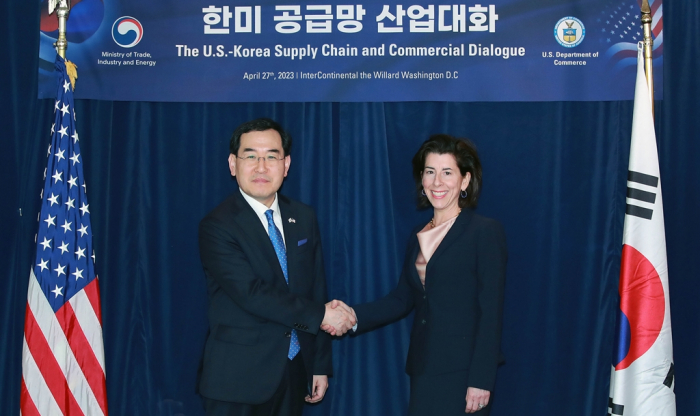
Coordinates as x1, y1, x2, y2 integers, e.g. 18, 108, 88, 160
20, 378, 41, 416
24, 303, 85, 416
650, 0, 661, 16
652, 17, 663, 38
56, 300, 109, 415
83, 277, 103, 325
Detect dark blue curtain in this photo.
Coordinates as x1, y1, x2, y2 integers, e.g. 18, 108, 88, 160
2, 1, 698, 415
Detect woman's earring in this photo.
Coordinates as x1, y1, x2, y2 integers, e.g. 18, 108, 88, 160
421, 189, 426, 196
460, 190, 468, 198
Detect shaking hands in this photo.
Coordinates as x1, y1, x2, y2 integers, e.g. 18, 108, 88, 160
321, 300, 357, 336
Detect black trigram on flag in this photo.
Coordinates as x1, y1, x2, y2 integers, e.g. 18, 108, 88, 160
663, 362, 675, 388
626, 170, 659, 220
608, 397, 624, 416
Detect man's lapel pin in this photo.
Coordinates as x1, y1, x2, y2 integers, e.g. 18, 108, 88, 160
288, 218, 296, 223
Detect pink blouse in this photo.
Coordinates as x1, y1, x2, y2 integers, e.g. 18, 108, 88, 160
415, 216, 458, 287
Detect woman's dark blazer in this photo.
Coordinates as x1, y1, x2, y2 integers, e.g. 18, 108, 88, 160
353, 208, 507, 392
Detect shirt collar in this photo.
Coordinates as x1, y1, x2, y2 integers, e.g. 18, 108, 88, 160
239, 188, 280, 217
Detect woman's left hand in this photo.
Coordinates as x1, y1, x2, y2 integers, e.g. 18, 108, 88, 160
465, 387, 490, 413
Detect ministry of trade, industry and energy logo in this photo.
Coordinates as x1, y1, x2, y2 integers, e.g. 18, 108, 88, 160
112, 16, 143, 48
554, 16, 585, 48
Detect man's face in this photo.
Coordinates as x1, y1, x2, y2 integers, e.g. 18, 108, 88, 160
229, 129, 291, 207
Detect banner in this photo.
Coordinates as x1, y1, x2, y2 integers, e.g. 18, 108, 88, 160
38, 0, 663, 102
608, 45, 674, 416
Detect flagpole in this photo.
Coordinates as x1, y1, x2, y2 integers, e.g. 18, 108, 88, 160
49, 0, 71, 59
641, 0, 654, 115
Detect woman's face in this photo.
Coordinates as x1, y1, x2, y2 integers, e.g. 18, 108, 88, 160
421, 152, 471, 213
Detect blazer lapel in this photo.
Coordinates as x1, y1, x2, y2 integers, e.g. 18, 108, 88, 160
426, 209, 473, 275
230, 192, 289, 288
406, 233, 424, 289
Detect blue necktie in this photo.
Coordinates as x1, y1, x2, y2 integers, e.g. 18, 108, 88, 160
265, 209, 300, 360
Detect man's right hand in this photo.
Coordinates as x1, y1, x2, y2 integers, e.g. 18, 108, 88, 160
321, 300, 356, 336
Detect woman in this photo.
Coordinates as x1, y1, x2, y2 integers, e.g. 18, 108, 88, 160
352, 134, 507, 415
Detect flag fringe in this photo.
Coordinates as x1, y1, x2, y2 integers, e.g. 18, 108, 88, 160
65, 60, 78, 90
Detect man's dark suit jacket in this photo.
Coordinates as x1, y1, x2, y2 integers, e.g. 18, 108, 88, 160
353, 209, 507, 392
198, 190, 332, 404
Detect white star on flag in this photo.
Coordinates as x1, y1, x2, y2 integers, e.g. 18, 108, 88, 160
72, 268, 84, 280
54, 263, 66, 277
61, 219, 72, 233
39, 237, 51, 250
51, 285, 64, 298
58, 241, 69, 254
48, 193, 59, 206
44, 214, 56, 227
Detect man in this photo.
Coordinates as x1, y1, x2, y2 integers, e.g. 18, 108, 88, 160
198, 118, 356, 416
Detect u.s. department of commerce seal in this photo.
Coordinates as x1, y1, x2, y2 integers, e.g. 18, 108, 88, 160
554, 17, 585, 48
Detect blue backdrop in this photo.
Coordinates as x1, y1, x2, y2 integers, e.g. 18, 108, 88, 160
2, 0, 698, 415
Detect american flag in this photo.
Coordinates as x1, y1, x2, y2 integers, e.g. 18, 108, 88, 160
600, 0, 663, 72
21, 55, 108, 415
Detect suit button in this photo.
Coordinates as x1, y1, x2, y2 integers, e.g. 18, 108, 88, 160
423, 295, 426, 299
284, 332, 291, 337
421, 319, 426, 325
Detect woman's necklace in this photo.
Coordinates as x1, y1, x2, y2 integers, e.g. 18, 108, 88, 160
430, 209, 461, 229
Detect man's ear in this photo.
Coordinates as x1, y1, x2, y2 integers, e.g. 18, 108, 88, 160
283, 155, 291, 177
228, 154, 236, 176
